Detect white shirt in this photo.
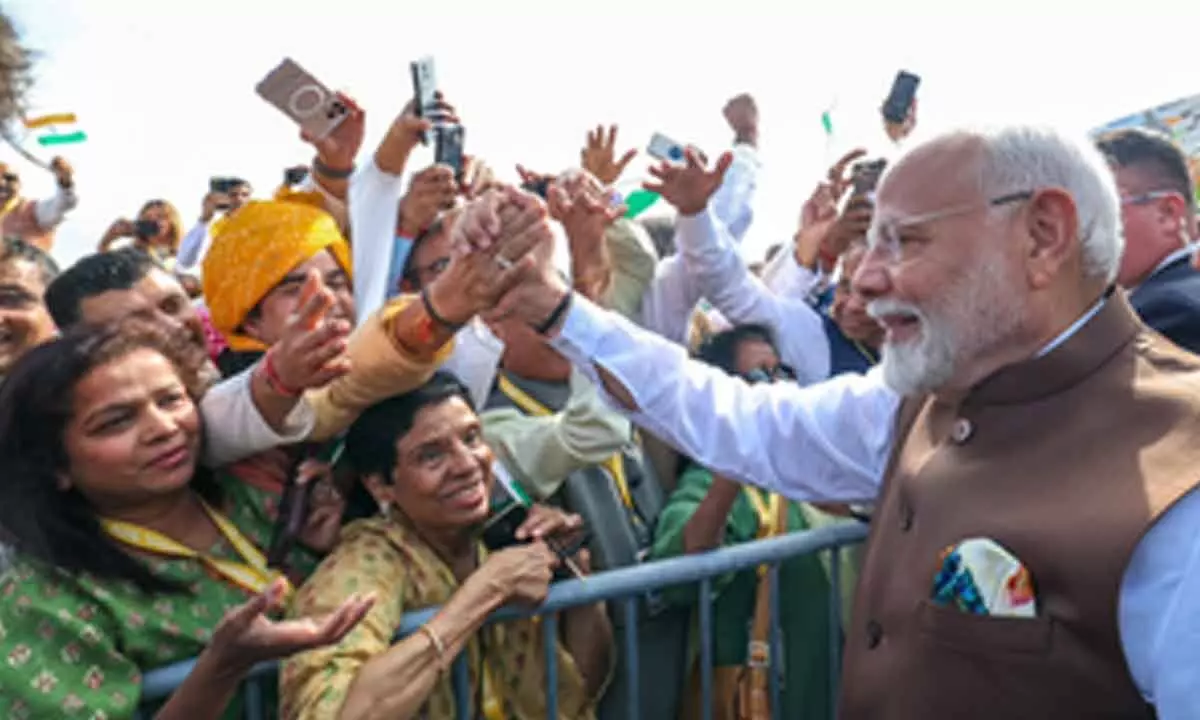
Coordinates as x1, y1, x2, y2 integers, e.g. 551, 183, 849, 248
175, 220, 212, 272
33, 186, 77, 230
638, 143, 762, 344
200, 366, 315, 466
676, 208, 832, 384
550, 293, 1200, 718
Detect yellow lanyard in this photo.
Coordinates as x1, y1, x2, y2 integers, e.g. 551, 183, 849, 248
743, 488, 783, 577
101, 500, 290, 597
0, 196, 18, 220
481, 662, 502, 720
497, 375, 634, 510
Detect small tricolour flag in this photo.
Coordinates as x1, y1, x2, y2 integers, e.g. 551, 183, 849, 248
23, 112, 87, 147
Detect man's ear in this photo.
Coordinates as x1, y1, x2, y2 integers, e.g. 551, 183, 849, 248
1023, 188, 1079, 290
55, 472, 71, 492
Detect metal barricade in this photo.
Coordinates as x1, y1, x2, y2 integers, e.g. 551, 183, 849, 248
139, 522, 867, 719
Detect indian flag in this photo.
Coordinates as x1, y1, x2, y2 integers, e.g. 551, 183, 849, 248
23, 113, 87, 146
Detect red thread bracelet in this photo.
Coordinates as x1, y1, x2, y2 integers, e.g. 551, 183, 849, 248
262, 351, 302, 398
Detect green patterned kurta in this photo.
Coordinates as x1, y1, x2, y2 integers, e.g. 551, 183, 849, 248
0, 471, 314, 719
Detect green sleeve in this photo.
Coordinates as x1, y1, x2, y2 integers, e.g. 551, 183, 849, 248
650, 466, 757, 607
0, 566, 143, 719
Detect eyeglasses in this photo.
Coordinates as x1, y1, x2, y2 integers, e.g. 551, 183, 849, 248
866, 191, 1034, 263
1, 173, 17, 183
1120, 190, 1180, 207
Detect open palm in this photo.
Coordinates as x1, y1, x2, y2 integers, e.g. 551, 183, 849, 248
209, 580, 375, 669
644, 148, 733, 216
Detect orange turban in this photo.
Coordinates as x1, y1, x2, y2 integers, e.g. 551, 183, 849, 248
202, 191, 351, 353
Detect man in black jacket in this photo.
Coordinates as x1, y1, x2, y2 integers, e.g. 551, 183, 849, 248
1097, 128, 1200, 352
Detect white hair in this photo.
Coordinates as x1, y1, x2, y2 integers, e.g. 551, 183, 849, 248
974, 125, 1124, 284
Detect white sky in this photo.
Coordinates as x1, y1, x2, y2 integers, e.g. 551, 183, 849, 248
7, 0, 1200, 266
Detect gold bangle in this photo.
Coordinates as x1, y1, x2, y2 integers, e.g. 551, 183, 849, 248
418, 624, 447, 674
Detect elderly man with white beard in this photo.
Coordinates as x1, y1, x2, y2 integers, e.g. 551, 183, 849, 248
468, 126, 1200, 719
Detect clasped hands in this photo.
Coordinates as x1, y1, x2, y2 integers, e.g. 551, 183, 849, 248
423, 185, 573, 334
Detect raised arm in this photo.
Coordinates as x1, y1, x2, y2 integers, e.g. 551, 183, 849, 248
481, 186, 897, 503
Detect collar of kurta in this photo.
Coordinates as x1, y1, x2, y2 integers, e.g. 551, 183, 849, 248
944, 288, 1139, 408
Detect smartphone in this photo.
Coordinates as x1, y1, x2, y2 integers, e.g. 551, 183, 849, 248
255, 58, 349, 141
410, 56, 438, 145
481, 502, 529, 552
133, 219, 160, 241
851, 159, 888, 196
882, 70, 921, 125
647, 132, 688, 164
284, 166, 309, 187
434, 124, 465, 181
209, 177, 239, 195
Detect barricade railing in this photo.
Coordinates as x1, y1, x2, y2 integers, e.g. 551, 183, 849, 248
139, 522, 868, 720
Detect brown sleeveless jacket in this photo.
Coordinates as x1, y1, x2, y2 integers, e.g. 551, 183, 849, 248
839, 294, 1200, 718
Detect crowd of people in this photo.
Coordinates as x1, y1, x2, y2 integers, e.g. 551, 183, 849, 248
0, 7, 1199, 720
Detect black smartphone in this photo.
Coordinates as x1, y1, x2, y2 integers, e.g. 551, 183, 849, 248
851, 159, 888, 196
284, 166, 309, 187
410, 56, 437, 145
133, 219, 160, 241
435, 124, 465, 182
882, 70, 920, 124
481, 502, 529, 552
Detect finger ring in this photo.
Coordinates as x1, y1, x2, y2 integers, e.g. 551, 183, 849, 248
495, 255, 514, 270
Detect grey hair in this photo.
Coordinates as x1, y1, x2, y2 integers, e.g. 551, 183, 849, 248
975, 125, 1124, 284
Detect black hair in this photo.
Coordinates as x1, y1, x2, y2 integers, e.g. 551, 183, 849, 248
346, 371, 474, 483
695, 323, 778, 376
45, 248, 160, 329
0, 318, 220, 594
0, 235, 58, 285
1096, 128, 1196, 217
0, 11, 32, 125
639, 216, 676, 259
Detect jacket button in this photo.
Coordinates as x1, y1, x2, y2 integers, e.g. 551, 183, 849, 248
900, 505, 914, 532
951, 418, 974, 444
866, 620, 883, 649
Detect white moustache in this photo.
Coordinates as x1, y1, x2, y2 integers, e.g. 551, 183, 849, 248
867, 298, 926, 322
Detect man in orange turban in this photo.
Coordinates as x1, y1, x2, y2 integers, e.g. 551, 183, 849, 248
202, 191, 353, 374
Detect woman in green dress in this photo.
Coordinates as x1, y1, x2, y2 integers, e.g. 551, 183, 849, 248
651, 325, 844, 720
0, 319, 372, 719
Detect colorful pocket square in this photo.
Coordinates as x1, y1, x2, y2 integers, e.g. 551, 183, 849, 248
932, 538, 1037, 618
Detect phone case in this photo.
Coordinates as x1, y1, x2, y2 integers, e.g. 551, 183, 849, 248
255, 58, 348, 141
435, 125, 465, 177
647, 133, 686, 163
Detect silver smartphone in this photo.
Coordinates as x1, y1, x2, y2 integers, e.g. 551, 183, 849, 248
255, 58, 348, 141
647, 132, 687, 164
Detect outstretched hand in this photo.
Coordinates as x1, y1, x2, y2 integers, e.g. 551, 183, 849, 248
208, 579, 375, 672
581, 125, 637, 186
644, 148, 733, 217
